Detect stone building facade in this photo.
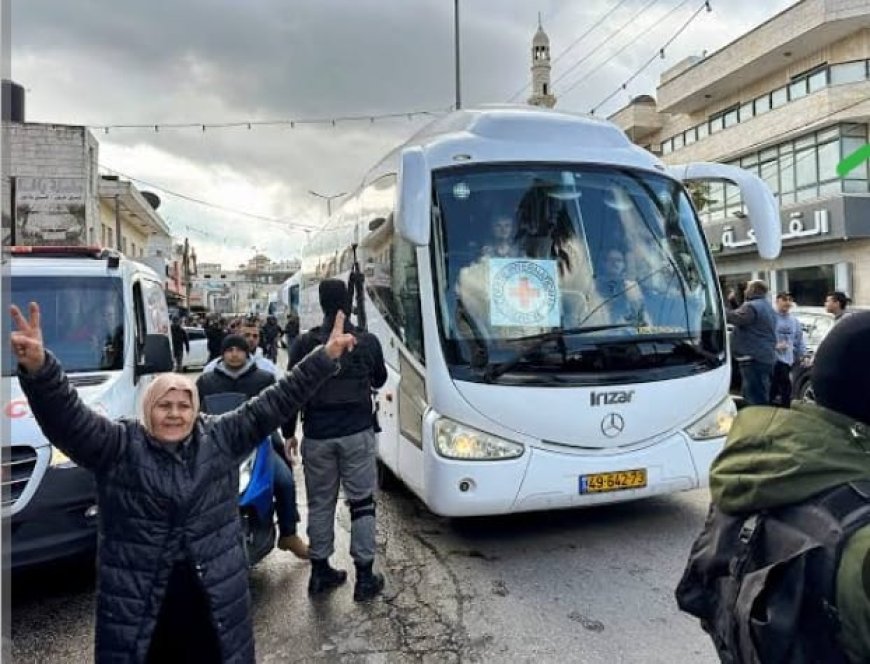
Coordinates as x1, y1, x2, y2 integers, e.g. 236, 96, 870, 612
610, 0, 870, 306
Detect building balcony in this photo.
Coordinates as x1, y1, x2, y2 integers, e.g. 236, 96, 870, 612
660, 80, 870, 164
656, 0, 870, 114
608, 96, 664, 142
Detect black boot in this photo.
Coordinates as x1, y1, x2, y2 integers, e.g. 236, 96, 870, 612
308, 559, 347, 596
353, 561, 385, 602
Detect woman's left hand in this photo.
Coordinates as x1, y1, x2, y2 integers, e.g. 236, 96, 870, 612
324, 311, 357, 359
10, 302, 46, 374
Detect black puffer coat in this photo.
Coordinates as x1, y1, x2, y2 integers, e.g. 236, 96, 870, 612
18, 347, 338, 663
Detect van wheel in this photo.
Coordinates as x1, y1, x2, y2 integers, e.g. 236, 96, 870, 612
377, 460, 399, 492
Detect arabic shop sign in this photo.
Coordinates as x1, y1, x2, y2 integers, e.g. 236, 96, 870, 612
15, 176, 87, 246
717, 209, 830, 251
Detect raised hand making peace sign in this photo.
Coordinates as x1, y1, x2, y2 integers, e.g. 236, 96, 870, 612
323, 310, 357, 359
10, 302, 46, 374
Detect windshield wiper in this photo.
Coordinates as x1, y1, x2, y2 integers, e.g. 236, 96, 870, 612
671, 339, 723, 368
482, 324, 635, 382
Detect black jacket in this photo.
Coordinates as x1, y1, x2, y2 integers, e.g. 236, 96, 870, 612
18, 348, 338, 663
196, 360, 276, 407
286, 316, 387, 439
206, 324, 226, 357
170, 324, 190, 356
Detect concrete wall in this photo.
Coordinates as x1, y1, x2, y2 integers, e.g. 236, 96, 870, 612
5, 123, 100, 245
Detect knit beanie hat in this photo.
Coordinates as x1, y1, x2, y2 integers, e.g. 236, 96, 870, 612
319, 279, 348, 316
221, 334, 250, 355
811, 311, 870, 426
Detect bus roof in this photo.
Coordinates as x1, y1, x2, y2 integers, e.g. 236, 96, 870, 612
364, 105, 664, 184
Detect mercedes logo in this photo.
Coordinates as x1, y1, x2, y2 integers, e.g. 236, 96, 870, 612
601, 413, 625, 438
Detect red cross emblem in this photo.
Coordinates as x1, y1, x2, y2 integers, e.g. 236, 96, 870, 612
509, 277, 541, 310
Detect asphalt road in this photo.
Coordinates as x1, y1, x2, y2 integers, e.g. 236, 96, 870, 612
10, 355, 720, 662
10, 472, 719, 663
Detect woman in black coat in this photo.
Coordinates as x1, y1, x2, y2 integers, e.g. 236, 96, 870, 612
10, 303, 357, 664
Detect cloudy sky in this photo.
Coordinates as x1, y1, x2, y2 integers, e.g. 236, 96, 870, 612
11, 0, 797, 267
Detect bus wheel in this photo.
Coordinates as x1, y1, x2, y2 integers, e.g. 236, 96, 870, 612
377, 460, 399, 492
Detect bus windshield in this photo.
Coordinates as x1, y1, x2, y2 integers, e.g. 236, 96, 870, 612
431, 164, 725, 384
4, 276, 125, 375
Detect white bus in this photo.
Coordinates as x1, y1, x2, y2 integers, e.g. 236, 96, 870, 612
299, 107, 780, 517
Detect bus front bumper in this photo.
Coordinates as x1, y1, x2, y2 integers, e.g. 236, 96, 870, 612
423, 432, 723, 517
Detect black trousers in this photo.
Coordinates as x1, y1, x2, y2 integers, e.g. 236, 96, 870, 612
147, 560, 221, 663
769, 360, 794, 408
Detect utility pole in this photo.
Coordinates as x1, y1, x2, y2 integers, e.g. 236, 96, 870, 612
182, 237, 191, 314
308, 190, 346, 218
454, 0, 461, 110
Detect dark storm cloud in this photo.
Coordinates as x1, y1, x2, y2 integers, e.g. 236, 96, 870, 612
10, 0, 798, 261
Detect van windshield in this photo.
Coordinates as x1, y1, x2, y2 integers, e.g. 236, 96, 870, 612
4, 276, 125, 375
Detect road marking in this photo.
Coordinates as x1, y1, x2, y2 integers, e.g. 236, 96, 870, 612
837, 143, 870, 178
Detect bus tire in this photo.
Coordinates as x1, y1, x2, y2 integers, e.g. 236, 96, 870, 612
377, 459, 399, 492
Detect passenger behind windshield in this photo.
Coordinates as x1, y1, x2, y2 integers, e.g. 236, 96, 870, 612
5, 278, 125, 374
588, 246, 647, 328
481, 214, 521, 259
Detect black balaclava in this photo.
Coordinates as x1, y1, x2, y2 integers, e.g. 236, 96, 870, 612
811, 311, 870, 426
319, 279, 348, 317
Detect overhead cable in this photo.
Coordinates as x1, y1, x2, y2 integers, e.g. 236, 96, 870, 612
558, 0, 692, 101
100, 165, 322, 231
91, 106, 452, 135
590, 1, 712, 116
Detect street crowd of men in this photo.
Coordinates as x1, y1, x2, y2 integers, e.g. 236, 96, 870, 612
726, 283, 853, 407
168, 285, 387, 600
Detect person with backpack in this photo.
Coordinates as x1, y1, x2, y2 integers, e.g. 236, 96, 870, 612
285, 279, 388, 601
676, 311, 870, 664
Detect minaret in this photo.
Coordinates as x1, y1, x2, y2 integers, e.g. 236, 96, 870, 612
527, 14, 556, 108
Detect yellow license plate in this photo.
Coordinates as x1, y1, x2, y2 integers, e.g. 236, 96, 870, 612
579, 469, 647, 494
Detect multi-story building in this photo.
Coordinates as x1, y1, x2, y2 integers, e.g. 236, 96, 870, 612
190, 256, 298, 315
610, 0, 870, 306
2, 114, 172, 259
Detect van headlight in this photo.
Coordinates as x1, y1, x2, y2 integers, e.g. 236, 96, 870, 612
434, 418, 524, 460
685, 397, 737, 441
239, 452, 256, 494
51, 446, 77, 469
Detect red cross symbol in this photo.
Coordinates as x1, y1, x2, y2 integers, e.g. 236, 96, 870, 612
509, 277, 540, 310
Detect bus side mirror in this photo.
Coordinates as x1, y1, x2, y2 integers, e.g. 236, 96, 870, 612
136, 334, 174, 376
667, 162, 782, 260
396, 147, 431, 246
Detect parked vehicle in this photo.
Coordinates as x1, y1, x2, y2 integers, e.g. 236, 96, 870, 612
3, 245, 174, 569
790, 306, 852, 401
181, 326, 209, 371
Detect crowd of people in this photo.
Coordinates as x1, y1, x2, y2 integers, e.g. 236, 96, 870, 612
726, 284, 854, 408
9, 279, 386, 662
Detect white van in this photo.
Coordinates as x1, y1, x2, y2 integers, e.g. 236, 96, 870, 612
2, 246, 174, 569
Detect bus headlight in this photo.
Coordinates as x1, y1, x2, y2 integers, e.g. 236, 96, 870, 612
50, 446, 77, 469
685, 397, 737, 441
434, 418, 524, 460
239, 452, 256, 494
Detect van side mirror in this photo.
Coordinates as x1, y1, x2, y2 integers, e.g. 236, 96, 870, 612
136, 334, 173, 376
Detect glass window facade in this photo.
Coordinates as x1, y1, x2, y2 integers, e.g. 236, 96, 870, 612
694, 124, 869, 225
660, 59, 870, 154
